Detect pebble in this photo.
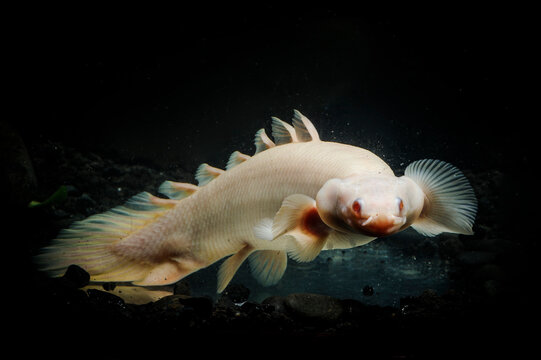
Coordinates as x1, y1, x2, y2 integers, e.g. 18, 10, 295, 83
179, 296, 213, 318
61, 264, 90, 288
87, 288, 126, 309
151, 294, 187, 312
217, 283, 250, 308
283, 293, 345, 321
149, 294, 212, 319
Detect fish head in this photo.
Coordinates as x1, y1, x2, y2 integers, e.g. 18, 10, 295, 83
316, 174, 421, 237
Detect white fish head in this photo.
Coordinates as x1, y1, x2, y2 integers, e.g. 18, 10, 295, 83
316, 174, 423, 237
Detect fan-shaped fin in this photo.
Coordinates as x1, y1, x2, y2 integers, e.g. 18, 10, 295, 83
158, 181, 198, 200
253, 218, 274, 241
405, 159, 477, 236
292, 109, 320, 142
272, 194, 331, 262
248, 250, 287, 287
35, 191, 183, 284
254, 128, 275, 154
195, 163, 225, 186
271, 117, 298, 145
217, 244, 254, 293
323, 231, 375, 250
226, 151, 251, 170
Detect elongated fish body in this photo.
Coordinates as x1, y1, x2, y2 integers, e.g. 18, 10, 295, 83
38, 111, 477, 294
156, 142, 389, 264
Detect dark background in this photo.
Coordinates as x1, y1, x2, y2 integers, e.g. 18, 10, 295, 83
12, 6, 529, 172
5, 5, 535, 354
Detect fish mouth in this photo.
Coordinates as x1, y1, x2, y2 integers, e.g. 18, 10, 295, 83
356, 215, 406, 237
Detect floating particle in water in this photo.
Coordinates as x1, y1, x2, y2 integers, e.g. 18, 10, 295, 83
363, 285, 374, 296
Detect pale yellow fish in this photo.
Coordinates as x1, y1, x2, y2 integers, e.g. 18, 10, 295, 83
37, 110, 477, 293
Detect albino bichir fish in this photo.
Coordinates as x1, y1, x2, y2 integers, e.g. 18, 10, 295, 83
37, 110, 477, 294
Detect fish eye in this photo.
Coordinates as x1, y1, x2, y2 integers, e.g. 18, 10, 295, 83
397, 197, 404, 213
352, 198, 362, 215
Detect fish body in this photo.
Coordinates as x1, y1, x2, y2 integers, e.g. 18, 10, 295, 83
173, 141, 390, 255
38, 111, 477, 293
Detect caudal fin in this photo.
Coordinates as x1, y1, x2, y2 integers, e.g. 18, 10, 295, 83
36, 190, 196, 285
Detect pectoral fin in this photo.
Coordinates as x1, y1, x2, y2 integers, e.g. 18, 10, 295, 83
405, 159, 477, 236
272, 194, 332, 262
283, 231, 327, 262
253, 218, 274, 241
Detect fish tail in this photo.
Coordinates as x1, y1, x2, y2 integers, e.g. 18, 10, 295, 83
36, 191, 195, 286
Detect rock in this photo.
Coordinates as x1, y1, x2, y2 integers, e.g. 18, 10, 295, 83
46, 276, 89, 306
283, 293, 344, 321
240, 301, 275, 316
217, 283, 250, 307
102, 282, 116, 291
179, 296, 213, 318
61, 264, 90, 288
400, 289, 444, 319
87, 288, 127, 309
262, 295, 288, 313
151, 295, 187, 312
263, 293, 347, 322
150, 294, 212, 318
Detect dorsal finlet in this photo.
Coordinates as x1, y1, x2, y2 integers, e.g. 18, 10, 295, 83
158, 181, 198, 200
271, 117, 298, 145
226, 151, 251, 170
254, 128, 275, 154
195, 163, 225, 186
292, 109, 320, 142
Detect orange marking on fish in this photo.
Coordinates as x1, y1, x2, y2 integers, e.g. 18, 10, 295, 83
302, 207, 330, 238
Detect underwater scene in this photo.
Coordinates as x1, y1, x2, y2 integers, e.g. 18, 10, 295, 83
8, 7, 531, 358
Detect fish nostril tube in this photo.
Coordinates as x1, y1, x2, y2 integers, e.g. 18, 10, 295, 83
361, 216, 374, 226
351, 198, 364, 217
